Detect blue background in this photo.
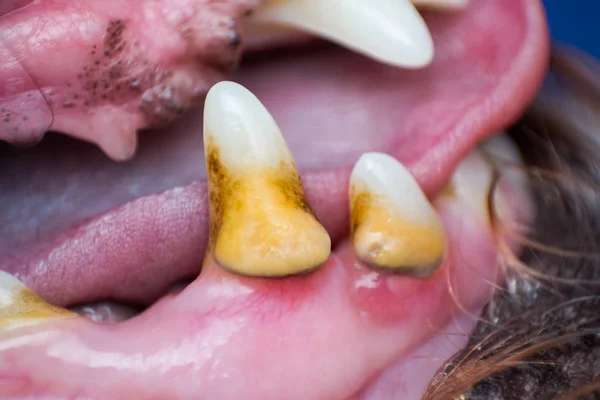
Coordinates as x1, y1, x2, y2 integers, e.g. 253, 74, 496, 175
543, 0, 600, 58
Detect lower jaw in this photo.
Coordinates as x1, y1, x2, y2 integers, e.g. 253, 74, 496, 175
0, 1, 549, 398
1, 188, 504, 399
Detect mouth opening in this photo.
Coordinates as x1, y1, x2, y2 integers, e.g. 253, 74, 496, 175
0, 0, 549, 398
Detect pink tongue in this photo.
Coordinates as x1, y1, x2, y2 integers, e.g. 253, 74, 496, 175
0, 0, 547, 306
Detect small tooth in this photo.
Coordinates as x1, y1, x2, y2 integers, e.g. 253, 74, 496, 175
412, 0, 469, 10
203, 81, 331, 277
480, 133, 533, 223
249, 0, 434, 68
480, 133, 528, 191
350, 153, 446, 277
0, 271, 76, 331
438, 148, 494, 223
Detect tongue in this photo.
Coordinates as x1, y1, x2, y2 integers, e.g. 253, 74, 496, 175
0, 0, 547, 307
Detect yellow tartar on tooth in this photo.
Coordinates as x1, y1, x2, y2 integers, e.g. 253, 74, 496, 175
0, 273, 76, 331
203, 82, 331, 277
350, 153, 446, 277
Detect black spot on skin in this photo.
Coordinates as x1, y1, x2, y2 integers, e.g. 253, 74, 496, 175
62, 101, 75, 109
22, 116, 27, 121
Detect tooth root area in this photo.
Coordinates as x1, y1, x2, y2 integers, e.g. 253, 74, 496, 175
0, 271, 76, 331
249, 0, 434, 68
350, 153, 446, 276
204, 82, 331, 277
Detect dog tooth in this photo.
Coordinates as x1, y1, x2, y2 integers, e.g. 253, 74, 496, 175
249, 0, 434, 68
350, 152, 446, 277
0, 271, 76, 331
203, 81, 331, 277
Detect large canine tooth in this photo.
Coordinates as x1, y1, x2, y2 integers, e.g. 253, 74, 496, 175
0, 271, 76, 331
203, 81, 331, 277
248, 0, 434, 68
350, 152, 446, 277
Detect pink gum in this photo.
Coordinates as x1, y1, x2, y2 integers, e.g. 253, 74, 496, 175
0, 200, 500, 400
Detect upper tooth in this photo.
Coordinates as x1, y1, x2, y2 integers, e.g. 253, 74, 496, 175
412, 0, 469, 10
248, 0, 434, 68
350, 152, 446, 277
0, 271, 76, 331
203, 81, 331, 277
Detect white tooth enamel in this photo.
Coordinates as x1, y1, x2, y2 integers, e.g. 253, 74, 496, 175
249, 0, 434, 68
204, 81, 293, 170
442, 148, 494, 223
0, 271, 76, 331
351, 153, 439, 225
412, 0, 469, 10
350, 152, 446, 274
203, 81, 331, 277
0, 270, 25, 295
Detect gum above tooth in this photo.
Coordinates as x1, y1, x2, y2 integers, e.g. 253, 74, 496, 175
203, 81, 331, 277
350, 152, 446, 276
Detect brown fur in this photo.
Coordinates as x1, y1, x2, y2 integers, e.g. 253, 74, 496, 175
424, 46, 600, 400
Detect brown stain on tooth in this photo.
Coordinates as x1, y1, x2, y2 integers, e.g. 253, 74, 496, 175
202, 80, 331, 277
